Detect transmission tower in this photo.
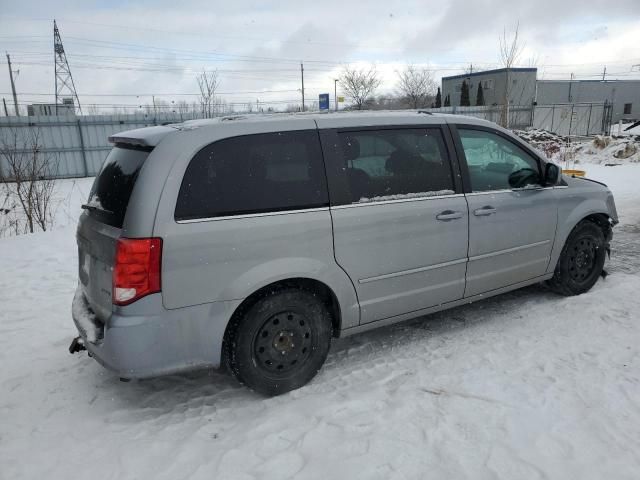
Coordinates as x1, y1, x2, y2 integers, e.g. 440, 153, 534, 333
54, 20, 82, 115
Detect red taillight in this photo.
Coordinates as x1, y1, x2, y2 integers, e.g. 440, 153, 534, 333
113, 237, 162, 306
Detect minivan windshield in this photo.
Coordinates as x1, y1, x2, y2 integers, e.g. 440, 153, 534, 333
86, 145, 150, 228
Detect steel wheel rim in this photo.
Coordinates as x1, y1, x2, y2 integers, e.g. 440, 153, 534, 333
253, 310, 313, 375
568, 237, 598, 282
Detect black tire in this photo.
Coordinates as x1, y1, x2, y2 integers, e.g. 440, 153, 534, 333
548, 220, 606, 296
224, 288, 332, 396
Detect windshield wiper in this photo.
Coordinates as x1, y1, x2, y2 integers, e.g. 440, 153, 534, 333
81, 203, 114, 215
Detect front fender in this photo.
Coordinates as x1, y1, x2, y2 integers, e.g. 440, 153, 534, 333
547, 181, 616, 273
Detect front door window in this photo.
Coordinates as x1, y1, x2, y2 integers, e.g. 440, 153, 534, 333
459, 129, 541, 192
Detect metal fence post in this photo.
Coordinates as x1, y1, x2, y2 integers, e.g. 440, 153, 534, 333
568, 104, 575, 137
530, 102, 535, 128
550, 105, 555, 132
76, 118, 89, 177
586, 103, 593, 136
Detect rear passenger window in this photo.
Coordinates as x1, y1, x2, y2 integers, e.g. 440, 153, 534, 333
337, 129, 454, 203
175, 130, 328, 221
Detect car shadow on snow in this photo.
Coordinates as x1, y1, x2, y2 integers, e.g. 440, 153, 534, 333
96, 282, 563, 413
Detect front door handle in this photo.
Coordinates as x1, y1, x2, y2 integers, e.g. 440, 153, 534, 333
474, 206, 497, 216
436, 210, 463, 221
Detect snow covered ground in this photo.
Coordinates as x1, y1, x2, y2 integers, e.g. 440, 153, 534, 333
1, 166, 640, 479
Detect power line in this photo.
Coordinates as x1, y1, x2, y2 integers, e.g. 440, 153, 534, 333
9, 52, 640, 75
13, 99, 312, 107
1, 89, 312, 96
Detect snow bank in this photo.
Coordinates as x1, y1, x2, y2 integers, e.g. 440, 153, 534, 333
514, 128, 640, 167
571, 135, 640, 165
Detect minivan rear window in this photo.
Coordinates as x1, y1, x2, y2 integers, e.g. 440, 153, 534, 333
86, 145, 150, 228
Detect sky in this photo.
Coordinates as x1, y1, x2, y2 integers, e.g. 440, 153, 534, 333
1, 0, 640, 113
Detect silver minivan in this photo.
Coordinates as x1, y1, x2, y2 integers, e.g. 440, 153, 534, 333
71, 112, 618, 395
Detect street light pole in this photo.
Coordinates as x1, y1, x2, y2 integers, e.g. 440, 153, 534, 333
300, 62, 305, 111
334, 79, 338, 111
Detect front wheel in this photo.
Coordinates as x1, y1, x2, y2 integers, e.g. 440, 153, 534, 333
548, 220, 606, 296
224, 288, 333, 396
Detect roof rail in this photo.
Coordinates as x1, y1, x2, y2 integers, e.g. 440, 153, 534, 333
417, 110, 433, 115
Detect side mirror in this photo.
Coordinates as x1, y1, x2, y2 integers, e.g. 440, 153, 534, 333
544, 163, 561, 186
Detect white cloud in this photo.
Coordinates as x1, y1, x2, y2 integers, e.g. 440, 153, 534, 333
1, 0, 639, 112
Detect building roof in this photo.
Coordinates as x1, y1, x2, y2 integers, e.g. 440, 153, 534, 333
442, 67, 537, 81
537, 79, 640, 84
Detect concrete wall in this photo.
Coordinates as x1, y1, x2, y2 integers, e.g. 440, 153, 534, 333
442, 68, 537, 107
536, 80, 640, 123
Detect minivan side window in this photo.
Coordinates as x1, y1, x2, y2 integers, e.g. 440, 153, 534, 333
175, 130, 328, 221
337, 129, 455, 203
458, 128, 541, 192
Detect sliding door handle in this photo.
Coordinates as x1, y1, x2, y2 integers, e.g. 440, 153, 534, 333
436, 210, 463, 221
474, 206, 497, 216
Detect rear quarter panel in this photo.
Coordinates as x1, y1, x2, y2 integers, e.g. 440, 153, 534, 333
148, 119, 360, 330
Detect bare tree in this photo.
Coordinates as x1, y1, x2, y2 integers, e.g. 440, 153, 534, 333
499, 22, 525, 127
338, 66, 381, 110
396, 65, 436, 109
175, 100, 190, 116
0, 128, 58, 234
197, 70, 220, 118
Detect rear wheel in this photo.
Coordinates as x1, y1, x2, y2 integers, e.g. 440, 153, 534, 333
548, 220, 606, 296
224, 288, 332, 396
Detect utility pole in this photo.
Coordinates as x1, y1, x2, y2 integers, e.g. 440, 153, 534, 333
2, 98, 8, 116
300, 62, 305, 112
6, 54, 19, 116
602, 66, 607, 81
334, 79, 338, 111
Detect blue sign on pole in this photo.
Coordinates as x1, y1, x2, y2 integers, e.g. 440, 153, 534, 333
319, 93, 330, 111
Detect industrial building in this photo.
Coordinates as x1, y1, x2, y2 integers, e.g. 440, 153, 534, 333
441, 68, 538, 108
536, 80, 639, 124
27, 98, 76, 117
27, 103, 76, 117
441, 68, 640, 124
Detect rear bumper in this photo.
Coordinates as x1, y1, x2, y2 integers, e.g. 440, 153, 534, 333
71, 286, 241, 379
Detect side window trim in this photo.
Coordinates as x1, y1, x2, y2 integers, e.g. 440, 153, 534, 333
451, 123, 543, 193
175, 206, 330, 224
320, 125, 461, 207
